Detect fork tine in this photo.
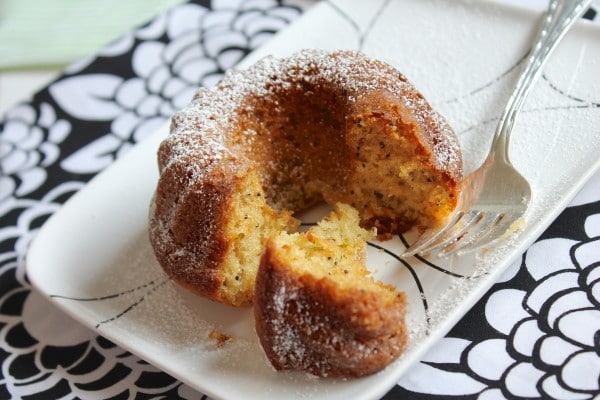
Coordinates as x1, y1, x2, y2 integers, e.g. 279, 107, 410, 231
437, 213, 505, 256
452, 211, 525, 255
417, 211, 484, 254
402, 210, 486, 257
401, 211, 465, 257
414, 211, 491, 257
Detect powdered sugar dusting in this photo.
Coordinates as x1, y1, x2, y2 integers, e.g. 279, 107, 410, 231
267, 283, 308, 366
263, 278, 382, 376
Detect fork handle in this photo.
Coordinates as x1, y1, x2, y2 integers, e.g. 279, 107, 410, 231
492, 0, 592, 163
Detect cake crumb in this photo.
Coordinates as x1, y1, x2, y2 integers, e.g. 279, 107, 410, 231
503, 216, 527, 239
208, 330, 233, 348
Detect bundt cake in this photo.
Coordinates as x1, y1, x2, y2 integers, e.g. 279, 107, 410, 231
254, 203, 408, 377
149, 49, 463, 307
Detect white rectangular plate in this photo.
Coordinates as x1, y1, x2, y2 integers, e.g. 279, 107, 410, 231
27, 1, 600, 399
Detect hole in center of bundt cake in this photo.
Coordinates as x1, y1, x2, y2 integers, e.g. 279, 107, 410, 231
233, 80, 350, 212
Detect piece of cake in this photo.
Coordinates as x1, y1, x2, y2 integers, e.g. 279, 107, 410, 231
254, 204, 408, 378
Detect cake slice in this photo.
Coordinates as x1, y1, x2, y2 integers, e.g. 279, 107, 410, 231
254, 203, 408, 378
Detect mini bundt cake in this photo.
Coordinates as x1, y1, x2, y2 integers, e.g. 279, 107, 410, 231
254, 204, 408, 377
149, 49, 463, 306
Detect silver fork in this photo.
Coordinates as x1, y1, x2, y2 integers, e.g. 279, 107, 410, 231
403, 0, 591, 258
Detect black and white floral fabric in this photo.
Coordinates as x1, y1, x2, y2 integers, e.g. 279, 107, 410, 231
0, 1, 598, 399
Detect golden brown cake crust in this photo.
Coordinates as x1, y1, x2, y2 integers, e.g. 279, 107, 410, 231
149, 154, 244, 302
255, 242, 408, 378
149, 49, 463, 306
